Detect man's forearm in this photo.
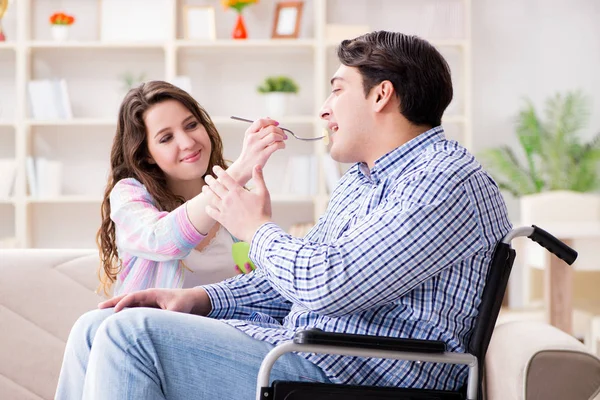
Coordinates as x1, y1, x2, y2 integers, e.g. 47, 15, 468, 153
190, 287, 212, 316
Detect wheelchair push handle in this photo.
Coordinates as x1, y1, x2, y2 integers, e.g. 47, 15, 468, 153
529, 225, 578, 265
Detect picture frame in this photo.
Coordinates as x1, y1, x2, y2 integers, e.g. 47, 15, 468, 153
183, 5, 216, 41
99, 0, 170, 42
271, 1, 304, 39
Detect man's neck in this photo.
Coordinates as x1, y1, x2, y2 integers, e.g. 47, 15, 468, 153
365, 120, 432, 169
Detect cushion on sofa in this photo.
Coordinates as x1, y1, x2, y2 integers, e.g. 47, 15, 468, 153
0, 249, 101, 399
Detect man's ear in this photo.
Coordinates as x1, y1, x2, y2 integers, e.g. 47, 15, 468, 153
372, 80, 395, 112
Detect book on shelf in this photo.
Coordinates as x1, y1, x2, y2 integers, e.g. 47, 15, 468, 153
26, 156, 37, 197
280, 155, 317, 197
26, 156, 63, 198
0, 158, 16, 198
27, 79, 73, 120
321, 154, 342, 194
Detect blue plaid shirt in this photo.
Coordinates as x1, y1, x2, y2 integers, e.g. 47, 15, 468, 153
202, 127, 511, 391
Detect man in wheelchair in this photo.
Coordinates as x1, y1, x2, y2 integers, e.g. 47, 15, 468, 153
56, 31, 514, 399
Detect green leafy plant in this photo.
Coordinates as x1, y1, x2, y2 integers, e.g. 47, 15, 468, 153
479, 90, 600, 197
120, 72, 146, 93
257, 76, 299, 94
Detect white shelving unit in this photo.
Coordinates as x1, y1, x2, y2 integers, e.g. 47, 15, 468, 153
0, 0, 471, 249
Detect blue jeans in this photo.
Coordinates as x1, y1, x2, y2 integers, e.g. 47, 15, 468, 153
56, 308, 330, 399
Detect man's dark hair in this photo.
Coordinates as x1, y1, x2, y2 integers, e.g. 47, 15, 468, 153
337, 31, 453, 127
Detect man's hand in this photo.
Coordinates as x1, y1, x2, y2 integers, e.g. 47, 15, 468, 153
98, 287, 212, 316
204, 165, 272, 243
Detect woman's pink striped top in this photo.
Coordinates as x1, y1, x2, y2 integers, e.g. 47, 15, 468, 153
109, 178, 206, 295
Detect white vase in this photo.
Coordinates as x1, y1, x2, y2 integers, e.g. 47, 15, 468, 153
51, 25, 70, 42
264, 92, 288, 118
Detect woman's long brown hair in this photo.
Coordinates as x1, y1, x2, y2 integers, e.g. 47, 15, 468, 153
96, 81, 227, 295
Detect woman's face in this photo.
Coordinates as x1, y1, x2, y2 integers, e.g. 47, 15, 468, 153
144, 99, 212, 187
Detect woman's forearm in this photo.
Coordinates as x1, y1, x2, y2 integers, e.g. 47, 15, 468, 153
185, 161, 247, 235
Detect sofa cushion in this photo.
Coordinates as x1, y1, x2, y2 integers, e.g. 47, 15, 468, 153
0, 249, 101, 400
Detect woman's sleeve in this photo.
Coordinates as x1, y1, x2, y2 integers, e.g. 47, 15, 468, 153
110, 178, 206, 261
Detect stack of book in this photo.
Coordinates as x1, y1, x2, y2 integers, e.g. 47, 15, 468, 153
27, 79, 73, 120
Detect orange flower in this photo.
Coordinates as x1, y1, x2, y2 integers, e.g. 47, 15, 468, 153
49, 12, 76, 26
221, 0, 258, 13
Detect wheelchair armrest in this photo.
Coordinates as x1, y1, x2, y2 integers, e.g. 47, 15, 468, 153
294, 328, 446, 354
258, 336, 478, 400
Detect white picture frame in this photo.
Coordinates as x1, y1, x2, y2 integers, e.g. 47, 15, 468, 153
184, 5, 216, 41
99, 0, 170, 42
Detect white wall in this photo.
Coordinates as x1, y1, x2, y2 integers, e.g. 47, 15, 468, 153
472, 0, 600, 220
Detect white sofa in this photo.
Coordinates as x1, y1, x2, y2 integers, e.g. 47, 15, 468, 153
1, 249, 599, 400
0, 250, 101, 399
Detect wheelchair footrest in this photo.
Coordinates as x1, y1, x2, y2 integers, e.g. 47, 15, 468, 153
264, 381, 464, 400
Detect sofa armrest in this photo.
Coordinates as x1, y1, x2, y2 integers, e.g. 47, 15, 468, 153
485, 321, 600, 400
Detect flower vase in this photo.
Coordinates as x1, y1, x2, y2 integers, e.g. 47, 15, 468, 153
232, 13, 248, 39
51, 25, 69, 42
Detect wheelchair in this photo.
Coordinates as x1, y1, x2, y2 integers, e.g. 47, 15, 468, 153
256, 225, 578, 400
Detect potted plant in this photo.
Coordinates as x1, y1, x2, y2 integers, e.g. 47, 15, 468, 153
119, 71, 146, 94
49, 12, 75, 42
257, 75, 299, 117
479, 90, 600, 225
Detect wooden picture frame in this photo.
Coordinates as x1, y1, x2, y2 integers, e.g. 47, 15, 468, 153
183, 5, 216, 41
271, 1, 304, 39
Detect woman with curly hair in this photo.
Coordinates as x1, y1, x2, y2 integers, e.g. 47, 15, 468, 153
96, 80, 286, 296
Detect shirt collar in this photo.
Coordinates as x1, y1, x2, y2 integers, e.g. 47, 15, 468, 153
358, 126, 446, 184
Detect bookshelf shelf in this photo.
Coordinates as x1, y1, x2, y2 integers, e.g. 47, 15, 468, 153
176, 39, 316, 49
25, 196, 102, 204
21, 195, 314, 205
28, 41, 166, 50
271, 195, 315, 204
211, 115, 316, 125
26, 119, 116, 127
325, 39, 468, 49
2, 0, 471, 248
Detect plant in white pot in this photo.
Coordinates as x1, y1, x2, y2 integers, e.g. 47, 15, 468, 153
49, 12, 75, 42
479, 90, 600, 224
257, 76, 299, 118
